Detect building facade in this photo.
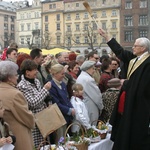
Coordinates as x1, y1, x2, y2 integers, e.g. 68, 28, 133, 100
41, 0, 121, 55
16, 0, 42, 48
42, 0, 64, 49
0, 1, 17, 49
120, 0, 149, 50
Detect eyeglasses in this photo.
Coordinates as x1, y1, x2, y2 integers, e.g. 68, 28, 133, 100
112, 64, 118, 66
133, 45, 143, 48
94, 57, 99, 60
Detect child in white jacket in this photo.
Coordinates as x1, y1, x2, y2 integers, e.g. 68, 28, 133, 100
70, 83, 91, 133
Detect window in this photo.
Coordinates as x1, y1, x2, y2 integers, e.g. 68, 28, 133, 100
4, 23, 8, 30
76, 36, 80, 44
27, 37, 30, 43
125, 31, 133, 42
93, 22, 97, 30
28, 13, 31, 18
102, 0, 106, 4
35, 23, 39, 30
140, 0, 147, 8
56, 23, 60, 30
112, 22, 116, 29
56, 14, 60, 21
84, 24, 88, 30
4, 32, 8, 39
93, 35, 97, 43
139, 15, 148, 25
102, 11, 106, 17
4, 15, 8, 21
67, 25, 71, 32
49, 4, 56, 9
112, 10, 117, 16
11, 24, 14, 31
45, 16, 48, 22
93, 12, 97, 18
125, 1, 132, 9
125, 16, 133, 26
84, 36, 88, 43
21, 37, 24, 44
102, 22, 106, 29
35, 12, 39, 18
45, 24, 48, 31
11, 33, 14, 39
27, 13, 29, 18
67, 37, 71, 45
21, 24, 24, 31
11, 16, 14, 22
20, 14, 24, 19
67, 14, 71, 20
4, 41, 7, 48
57, 36, 60, 44
76, 24, 80, 31
27, 23, 31, 31
139, 30, 148, 37
76, 3, 79, 7
84, 12, 88, 19
76, 13, 80, 19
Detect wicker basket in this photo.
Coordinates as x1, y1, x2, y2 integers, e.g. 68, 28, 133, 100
91, 120, 107, 139
64, 123, 88, 150
37, 140, 51, 150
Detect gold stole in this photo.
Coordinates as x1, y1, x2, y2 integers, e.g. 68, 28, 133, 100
127, 53, 150, 79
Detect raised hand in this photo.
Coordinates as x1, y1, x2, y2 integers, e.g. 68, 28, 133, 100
98, 28, 110, 42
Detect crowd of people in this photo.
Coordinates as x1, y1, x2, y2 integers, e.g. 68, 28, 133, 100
0, 28, 150, 150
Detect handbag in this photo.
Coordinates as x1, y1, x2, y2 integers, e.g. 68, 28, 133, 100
35, 103, 66, 138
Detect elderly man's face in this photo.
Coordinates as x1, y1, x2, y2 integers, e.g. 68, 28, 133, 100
58, 52, 69, 64
132, 39, 146, 56
62, 53, 69, 63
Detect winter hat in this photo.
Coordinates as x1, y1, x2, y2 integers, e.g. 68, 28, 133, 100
80, 60, 95, 71
107, 78, 121, 88
95, 61, 102, 67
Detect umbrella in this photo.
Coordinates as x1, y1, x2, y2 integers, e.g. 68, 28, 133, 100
18, 48, 31, 54
42, 48, 71, 55
18, 48, 71, 56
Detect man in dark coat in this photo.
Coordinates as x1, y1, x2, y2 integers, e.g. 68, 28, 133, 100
98, 29, 136, 79
98, 28, 150, 150
107, 38, 136, 78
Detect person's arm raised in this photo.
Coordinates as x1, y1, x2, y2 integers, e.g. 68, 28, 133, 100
98, 28, 111, 42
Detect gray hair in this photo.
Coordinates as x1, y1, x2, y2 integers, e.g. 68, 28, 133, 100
136, 37, 150, 53
0, 61, 18, 81
76, 54, 85, 62
51, 64, 64, 75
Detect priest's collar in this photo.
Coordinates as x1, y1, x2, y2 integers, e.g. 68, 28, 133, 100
138, 51, 149, 60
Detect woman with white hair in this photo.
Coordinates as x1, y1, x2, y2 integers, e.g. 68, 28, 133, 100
0, 61, 35, 150
76, 60, 104, 124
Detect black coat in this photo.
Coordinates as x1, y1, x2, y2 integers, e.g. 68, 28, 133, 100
107, 38, 136, 78
110, 56, 150, 150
